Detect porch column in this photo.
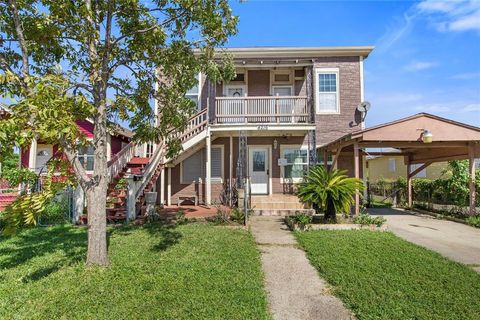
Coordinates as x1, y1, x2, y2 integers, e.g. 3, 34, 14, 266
469, 143, 477, 215
167, 167, 171, 206
229, 135, 233, 196
205, 131, 212, 206
407, 157, 413, 208
106, 133, 112, 161
73, 185, 85, 223
28, 138, 38, 171
160, 167, 165, 206
354, 142, 360, 215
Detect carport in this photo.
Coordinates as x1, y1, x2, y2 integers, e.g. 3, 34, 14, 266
320, 113, 480, 215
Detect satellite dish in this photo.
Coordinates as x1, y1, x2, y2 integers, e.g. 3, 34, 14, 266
357, 101, 371, 113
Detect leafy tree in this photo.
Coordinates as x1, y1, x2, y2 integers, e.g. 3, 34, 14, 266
0, 0, 237, 266
297, 165, 363, 222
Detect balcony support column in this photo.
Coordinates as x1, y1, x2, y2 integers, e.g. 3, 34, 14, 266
205, 129, 212, 206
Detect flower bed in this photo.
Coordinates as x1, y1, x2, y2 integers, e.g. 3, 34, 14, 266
285, 213, 387, 232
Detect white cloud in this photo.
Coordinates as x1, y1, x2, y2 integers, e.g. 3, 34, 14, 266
376, 0, 480, 52
461, 103, 480, 112
403, 61, 436, 72
414, 105, 450, 113
417, 0, 480, 33
450, 72, 480, 80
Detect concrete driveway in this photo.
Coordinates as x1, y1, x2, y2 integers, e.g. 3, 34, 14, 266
369, 208, 480, 272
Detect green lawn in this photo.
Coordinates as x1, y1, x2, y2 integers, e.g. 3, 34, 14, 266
295, 230, 480, 320
0, 223, 270, 320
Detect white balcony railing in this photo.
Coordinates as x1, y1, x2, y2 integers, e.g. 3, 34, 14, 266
215, 96, 310, 124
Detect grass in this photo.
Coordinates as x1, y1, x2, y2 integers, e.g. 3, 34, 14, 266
295, 230, 480, 320
0, 223, 270, 320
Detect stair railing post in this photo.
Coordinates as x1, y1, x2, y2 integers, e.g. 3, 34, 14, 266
126, 175, 137, 221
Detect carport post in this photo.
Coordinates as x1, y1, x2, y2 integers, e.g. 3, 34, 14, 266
354, 141, 360, 215
469, 143, 476, 215
407, 158, 413, 208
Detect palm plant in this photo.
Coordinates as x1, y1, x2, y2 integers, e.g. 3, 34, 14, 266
297, 165, 364, 222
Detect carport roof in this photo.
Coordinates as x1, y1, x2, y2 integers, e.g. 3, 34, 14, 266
322, 113, 480, 164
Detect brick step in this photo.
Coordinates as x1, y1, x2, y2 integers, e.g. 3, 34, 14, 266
251, 209, 315, 216
252, 203, 307, 210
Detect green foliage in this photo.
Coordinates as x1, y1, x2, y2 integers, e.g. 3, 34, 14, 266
288, 213, 313, 226
0, 0, 238, 241
297, 165, 364, 221
1, 159, 74, 235
296, 230, 480, 320
230, 207, 245, 224
175, 209, 187, 225
40, 196, 69, 225
466, 215, 480, 228
0, 224, 270, 319
352, 213, 386, 227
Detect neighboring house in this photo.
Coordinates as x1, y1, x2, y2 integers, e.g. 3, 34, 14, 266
364, 150, 448, 182
19, 120, 132, 174
154, 46, 373, 209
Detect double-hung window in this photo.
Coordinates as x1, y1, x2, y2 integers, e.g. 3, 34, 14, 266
181, 146, 223, 183
315, 68, 339, 113
281, 146, 308, 182
78, 145, 94, 171
186, 73, 201, 111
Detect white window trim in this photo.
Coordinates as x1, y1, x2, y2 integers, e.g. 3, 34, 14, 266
271, 85, 293, 97
78, 139, 95, 173
180, 145, 224, 184
271, 68, 293, 85
279, 144, 309, 184
185, 72, 202, 111
223, 84, 247, 97
315, 67, 340, 114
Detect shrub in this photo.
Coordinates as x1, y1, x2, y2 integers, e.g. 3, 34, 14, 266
297, 166, 363, 222
288, 213, 313, 229
175, 209, 187, 225
466, 215, 480, 228
39, 197, 69, 225
230, 208, 245, 224
352, 213, 386, 227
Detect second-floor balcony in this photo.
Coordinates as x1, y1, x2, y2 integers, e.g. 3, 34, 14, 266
214, 96, 311, 125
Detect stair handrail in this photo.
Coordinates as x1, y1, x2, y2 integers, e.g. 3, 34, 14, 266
107, 141, 135, 183
177, 109, 208, 144
134, 142, 165, 199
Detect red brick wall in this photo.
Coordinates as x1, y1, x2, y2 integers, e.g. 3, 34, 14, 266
313, 56, 362, 146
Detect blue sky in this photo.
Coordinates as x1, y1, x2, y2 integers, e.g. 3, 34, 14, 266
226, 0, 480, 127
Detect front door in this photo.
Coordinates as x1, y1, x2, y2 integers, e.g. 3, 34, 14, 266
249, 147, 269, 194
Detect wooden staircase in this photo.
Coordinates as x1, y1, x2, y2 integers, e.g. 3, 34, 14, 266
105, 156, 150, 222
104, 109, 208, 222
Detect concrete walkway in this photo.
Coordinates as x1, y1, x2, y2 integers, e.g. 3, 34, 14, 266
250, 216, 352, 320
369, 208, 480, 272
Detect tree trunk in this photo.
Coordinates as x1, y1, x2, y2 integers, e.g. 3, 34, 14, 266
86, 183, 109, 266
325, 197, 336, 222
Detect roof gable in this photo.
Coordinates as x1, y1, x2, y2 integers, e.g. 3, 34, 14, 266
358, 113, 480, 142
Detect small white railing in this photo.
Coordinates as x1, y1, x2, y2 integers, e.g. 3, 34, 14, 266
215, 96, 310, 124
107, 141, 135, 183
177, 109, 208, 143
134, 142, 165, 199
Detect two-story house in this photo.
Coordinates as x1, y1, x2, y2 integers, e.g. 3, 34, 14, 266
155, 46, 373, 212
